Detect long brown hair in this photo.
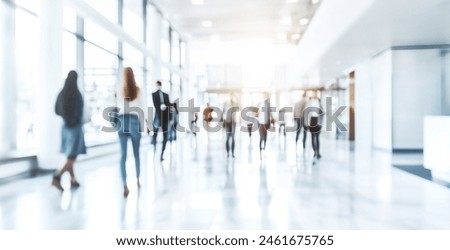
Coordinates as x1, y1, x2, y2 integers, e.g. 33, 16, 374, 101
123, 67, 140, 101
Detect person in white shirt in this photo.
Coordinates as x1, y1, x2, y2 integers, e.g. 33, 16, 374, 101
304, 91, 323, 159
116, 67, 146, 197
293, 92, 308, 148
257, 92, 274, 158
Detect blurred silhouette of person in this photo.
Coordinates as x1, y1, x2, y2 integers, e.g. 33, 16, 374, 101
169, 102, 179, 143
258, 92, 274, 159
151, 81, 171, 161
53, 70, 86, 191
191, 112, 198, 136
304, 91, 323, 159
245, 108, 256, 138
278, 109, 287, 136
203, 102, 213, 127
223, 97, 238, 157
294, 92, 308, 148
116, 67, 145, 197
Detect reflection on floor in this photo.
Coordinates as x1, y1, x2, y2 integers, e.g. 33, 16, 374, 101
1, 131, 450, 230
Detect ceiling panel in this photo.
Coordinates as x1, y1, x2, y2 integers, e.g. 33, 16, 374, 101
152, 0, 321, 43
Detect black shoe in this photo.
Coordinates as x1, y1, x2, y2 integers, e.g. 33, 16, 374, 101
70, 180, 81, 189
51, 175, 64, 192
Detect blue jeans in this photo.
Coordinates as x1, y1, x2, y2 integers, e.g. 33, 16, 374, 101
117, 114, 141, 185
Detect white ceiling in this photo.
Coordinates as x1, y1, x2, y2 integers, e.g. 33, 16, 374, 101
290, 0, 450, 84
152, 0, 321, 43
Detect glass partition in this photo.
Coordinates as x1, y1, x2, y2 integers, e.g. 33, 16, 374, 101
85, 0, 118, 23
171, 30, 180, 66
15, 8, 40, 149
84, 42, 119, 146
84, 19, 118, 54
123, 0, 144, 42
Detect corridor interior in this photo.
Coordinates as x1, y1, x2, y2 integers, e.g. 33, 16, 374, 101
0, 131, 449, 230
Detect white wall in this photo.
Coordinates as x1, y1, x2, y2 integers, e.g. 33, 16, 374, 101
0, 1, 17, 154
354, 60, 372, 152
392, 49, 442, 149
371, 50, 392, 151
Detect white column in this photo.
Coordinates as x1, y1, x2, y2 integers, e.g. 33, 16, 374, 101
35, 0, 64, 168
0, 1, 17, 154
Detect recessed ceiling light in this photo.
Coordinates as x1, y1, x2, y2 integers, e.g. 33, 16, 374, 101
191, 0, 204, 5
336, 60, 342, 65
202, 20, 213, 27
312, 0, 320, 4
277, 33, 287, 40
299, 18, 309, 25
291, 33, 301, 40
280, 16, 291, 26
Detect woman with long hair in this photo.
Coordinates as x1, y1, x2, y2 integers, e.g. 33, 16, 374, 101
117, 67, 145, 197
52, 70, 86, 191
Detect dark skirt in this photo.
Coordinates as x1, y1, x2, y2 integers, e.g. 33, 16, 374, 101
305, 117, 322, 133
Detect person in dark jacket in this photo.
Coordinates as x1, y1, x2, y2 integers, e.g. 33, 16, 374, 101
52, 70, 86, 191
151, 81, 171, 161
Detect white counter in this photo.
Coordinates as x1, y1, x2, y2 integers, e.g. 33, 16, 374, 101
424, 116, 450, 182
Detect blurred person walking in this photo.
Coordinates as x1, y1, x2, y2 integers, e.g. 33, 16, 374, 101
151, 81, 171, 161
223, 97, 238, 158
304, 91, 323, 159
257, 92, 274, 159
169, 102, 179, 143
117, 67, 145, 197
52, 70, 86, 191
294, 92, 308, 148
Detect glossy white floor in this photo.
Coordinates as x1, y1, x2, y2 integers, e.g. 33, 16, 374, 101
1, 130, 449, 230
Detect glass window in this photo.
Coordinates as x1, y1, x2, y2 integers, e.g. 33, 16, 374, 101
84, 42, 119, 145
171, 30, 180, 66
84, 19, 118, 54
123, 43, 143, 68
171, 74, 181, 101
160, 20, 170, 63
145, 57, 154, 101
63, 6, 77, 33
123, 42, 144, 88
180, 41, 186, 67
123, 0, 144, 42
146, 3, 157, 48
161, 67, 171, 93
62, 32, 77, 78
85, 0, 118, 23
14, 0, 40, 15
15, 8, 40, 149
